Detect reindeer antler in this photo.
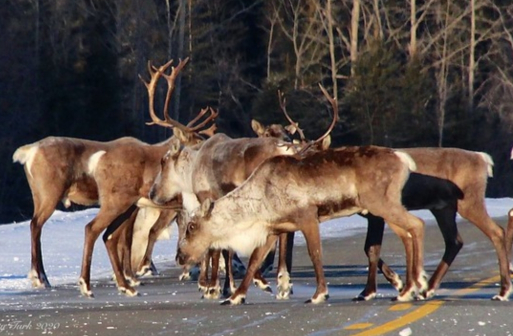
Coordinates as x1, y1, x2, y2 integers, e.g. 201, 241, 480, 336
277, 90, 307, 143
296, 84, 338, 156
139, 58, 218, 137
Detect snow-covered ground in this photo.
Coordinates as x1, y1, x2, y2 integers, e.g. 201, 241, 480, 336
1, 198, 511, 293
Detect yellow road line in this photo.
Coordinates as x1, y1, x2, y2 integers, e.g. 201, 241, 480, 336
347, 274, 500, 336
348, 301, 443, 336
344, 323, 374, 330
388, 303, 412, 311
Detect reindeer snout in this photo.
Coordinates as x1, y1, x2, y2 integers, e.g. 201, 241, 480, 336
176, 249, 188, 266
149, 186, 165, 205
149, 186, 157, 202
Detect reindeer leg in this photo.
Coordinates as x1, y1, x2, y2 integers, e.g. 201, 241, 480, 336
506, 208, 513, 273
260, 243, 277, 276
276, 232, 294, 299
221, 250, 235, 297
120, 208, 141, 287
420, 207, 462, 300
356, 215, 403, 301
300, 218, 329, 304
459, 203, 512, 301
27, 186, 66, 289
137, 210, 176, 276
198, 253, 210, 295
28, 208, 55, 289
103, 205, 140, 296
203, 249, 221, 299
79, 203, 137, 298
222, 235, 279, 305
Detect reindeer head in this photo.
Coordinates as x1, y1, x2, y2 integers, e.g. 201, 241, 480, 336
251, 120, 293, 141
141, 58, 217, 205
175, 199, 215, 265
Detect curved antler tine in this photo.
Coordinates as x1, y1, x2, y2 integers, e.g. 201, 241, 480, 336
277, 90, 306, 142
296, 84, 338, 156
186, 107, 209, 127
198, 123, 218, 138
160, 58, 189, 122
143, 59, 190, 130
189, 107, 219, 131
312, 84, 338, 146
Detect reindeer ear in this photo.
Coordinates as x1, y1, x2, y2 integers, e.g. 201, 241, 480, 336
284, 124, 298, 135
251, 119, 265, 137
168, 138, 181, 156
198, 198, 214, 218
321, 135, 331, 150
173, 128, 190, 143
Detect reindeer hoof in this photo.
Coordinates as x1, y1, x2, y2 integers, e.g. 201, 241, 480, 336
119, 286, 139, 297
305, 293, 329, 304
78, 278, 94, 298
221, 296, 246, 305
393, 288, 416, 302
353, 291, 376, 302
179, 272, 192, 281
276, 284, 293, 300
253, 279, 272, 293
28, 270, 51, 289
128, 278, 141, 287
417, 288, 434, 301
136, 266, 153, 278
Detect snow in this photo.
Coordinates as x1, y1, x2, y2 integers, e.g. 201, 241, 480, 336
0, 198, 511, 293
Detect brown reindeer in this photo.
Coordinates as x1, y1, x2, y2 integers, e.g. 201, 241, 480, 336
255, 144, 511, 301
149, 130, 298, 298
175, 143, 425, 305
11, 59, 206, 292
359, 148, 512, 301
12, 136, 148, 288
78, 58, 219, 297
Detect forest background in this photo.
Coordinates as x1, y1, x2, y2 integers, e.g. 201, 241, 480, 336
2, 0, 513, 223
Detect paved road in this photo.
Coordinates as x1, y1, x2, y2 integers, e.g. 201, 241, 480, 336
1, 215, 512, 336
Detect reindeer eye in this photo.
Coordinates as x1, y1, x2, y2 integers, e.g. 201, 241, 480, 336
187, 222, 197, 234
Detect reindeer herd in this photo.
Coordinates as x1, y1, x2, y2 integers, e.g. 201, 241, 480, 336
11, 59, 513, 305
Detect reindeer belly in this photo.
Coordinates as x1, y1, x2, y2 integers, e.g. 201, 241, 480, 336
211, 220, 269, 257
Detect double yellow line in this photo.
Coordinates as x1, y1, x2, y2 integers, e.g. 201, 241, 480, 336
346, 275, 501, 336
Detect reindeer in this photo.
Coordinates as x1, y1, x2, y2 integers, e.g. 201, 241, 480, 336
357, 148, 512, 302
11, 136, 159, 289
175, 141, 426, 305
149, 126, 298, 298
76, 59, 221, 297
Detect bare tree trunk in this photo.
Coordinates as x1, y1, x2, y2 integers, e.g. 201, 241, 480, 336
34, 0, 40, 122
409, 0, 417, 59
188, 0, 193, 119
350, 0, 361, 76
437, 2, 450, 147
266, 6, 278, 81
468, 0, 475, 113
325, 0, 337, 100
372, 0, 383, 40
172, 0, 186, 123
166, 0, 173, 60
